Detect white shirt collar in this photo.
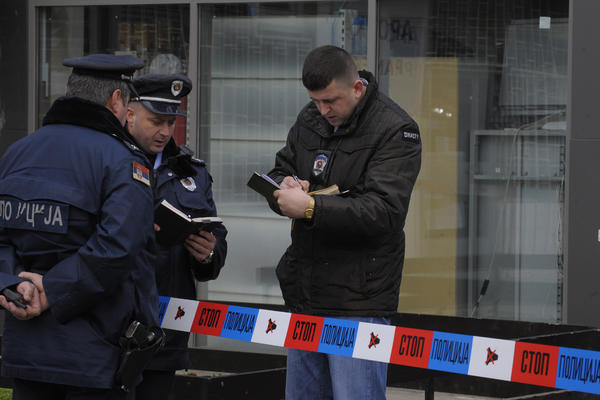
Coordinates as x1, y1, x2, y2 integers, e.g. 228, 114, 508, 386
153, 152, 163, 170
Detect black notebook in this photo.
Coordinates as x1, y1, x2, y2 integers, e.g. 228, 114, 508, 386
154, 199, 222, 246
246, 171, 281, 201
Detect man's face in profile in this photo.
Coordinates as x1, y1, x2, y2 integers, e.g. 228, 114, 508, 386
307, 78, 365, 127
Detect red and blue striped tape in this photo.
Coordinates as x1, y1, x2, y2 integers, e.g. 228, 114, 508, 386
158, 296, 600, 395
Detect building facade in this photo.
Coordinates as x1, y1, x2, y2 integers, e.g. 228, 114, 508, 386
1, 0, 598, 353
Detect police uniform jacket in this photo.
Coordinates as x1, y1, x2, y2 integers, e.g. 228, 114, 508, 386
0, 97, 158, 389
268, 71, 422, 317
147, 139, 227, 371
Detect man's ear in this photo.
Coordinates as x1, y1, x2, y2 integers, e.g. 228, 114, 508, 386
106, 89, 123, 114
126, 105, 136, 125
352, 79, 364, 99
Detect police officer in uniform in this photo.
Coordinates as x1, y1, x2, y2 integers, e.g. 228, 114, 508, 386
126, 74, 228, 399
0, 54, 159, 399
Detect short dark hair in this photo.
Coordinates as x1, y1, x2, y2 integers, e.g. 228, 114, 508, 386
302, 46, 358, 91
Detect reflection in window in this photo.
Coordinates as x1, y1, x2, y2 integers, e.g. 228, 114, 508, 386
378, 0, 568, 323
37, 5, 189, 128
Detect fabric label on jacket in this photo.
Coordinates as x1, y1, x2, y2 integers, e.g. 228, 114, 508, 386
0, 196, 69, 234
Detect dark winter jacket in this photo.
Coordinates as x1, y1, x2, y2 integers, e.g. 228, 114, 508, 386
0, 96, 158, 388
146, 140, 228, 371
268, 71, 422, 317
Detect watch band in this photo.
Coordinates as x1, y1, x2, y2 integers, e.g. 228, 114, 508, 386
304, 197, 315, 219
200, 250, 214, 264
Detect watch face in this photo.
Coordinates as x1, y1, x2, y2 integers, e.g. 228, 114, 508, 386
304, 197, 315, 219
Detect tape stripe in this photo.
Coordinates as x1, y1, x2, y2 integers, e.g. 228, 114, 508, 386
158, 296, 600, 395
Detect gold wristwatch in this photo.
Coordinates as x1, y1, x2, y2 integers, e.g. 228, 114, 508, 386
304, 197, 315, 219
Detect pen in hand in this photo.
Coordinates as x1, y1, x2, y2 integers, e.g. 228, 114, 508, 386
292, 175, 309, 193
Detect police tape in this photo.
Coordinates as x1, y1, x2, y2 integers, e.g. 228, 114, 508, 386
158, 296, 600, 395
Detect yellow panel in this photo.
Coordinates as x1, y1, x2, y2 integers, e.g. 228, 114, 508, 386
388, 57, 459, 316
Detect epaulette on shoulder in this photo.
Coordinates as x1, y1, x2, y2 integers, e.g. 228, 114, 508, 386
179, 144, 194, 157
179, 144, 206, 167
190, 156, 206, 167
110, 133, 142, 153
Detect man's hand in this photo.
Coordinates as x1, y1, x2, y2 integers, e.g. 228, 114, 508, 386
280, 176, 309, 192
0, 273, 48, 320
274, 187, 312, 219
185, 230, 217, 263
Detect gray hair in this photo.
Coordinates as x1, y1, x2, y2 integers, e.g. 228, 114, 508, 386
65, 73, 130, 106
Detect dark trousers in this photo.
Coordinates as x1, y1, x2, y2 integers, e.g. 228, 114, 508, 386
134, 370, 175, 400
12, 378, 133, 400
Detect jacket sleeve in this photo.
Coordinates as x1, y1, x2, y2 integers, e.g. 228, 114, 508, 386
270, 126, 299, 182
190, 172, 228, 282
313, 126, 422, 238
190, 223, 228, 281
267, 125, 300, 214
0, 228, 26, 291
42, 157, 155, 324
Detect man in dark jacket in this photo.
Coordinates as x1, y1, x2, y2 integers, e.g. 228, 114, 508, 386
268, 45, 422, 399
0, 54, 159, 399
126, 74, 228, 400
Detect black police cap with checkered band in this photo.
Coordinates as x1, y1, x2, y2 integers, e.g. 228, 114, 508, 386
131, 74, 192, 117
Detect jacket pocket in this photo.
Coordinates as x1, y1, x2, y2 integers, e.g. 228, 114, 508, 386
275, 252, 303, 306
174, 188, 212, 218
310, 254, 364, 310
361, 250, 403, 302
362, 254, 387, 296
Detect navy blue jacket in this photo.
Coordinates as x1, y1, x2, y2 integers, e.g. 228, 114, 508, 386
147, 140, 227, 371
0, 97, 158, 388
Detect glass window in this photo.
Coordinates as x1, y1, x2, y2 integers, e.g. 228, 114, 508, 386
34, 0, 570, 330
197, 2, 368, 307
377, 0, 568, 323
36, 5, 189, 136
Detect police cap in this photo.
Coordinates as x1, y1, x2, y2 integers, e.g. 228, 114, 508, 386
62, 54, 144, 82
131, 74, 192, 117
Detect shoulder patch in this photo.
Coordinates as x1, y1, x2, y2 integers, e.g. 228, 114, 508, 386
402, 131, 421, 144
132, 161, 151, 186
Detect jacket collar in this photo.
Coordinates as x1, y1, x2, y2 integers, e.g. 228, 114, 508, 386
43, 96, 129, 140
157, 139, 198, 178
162, 138, 180, 160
